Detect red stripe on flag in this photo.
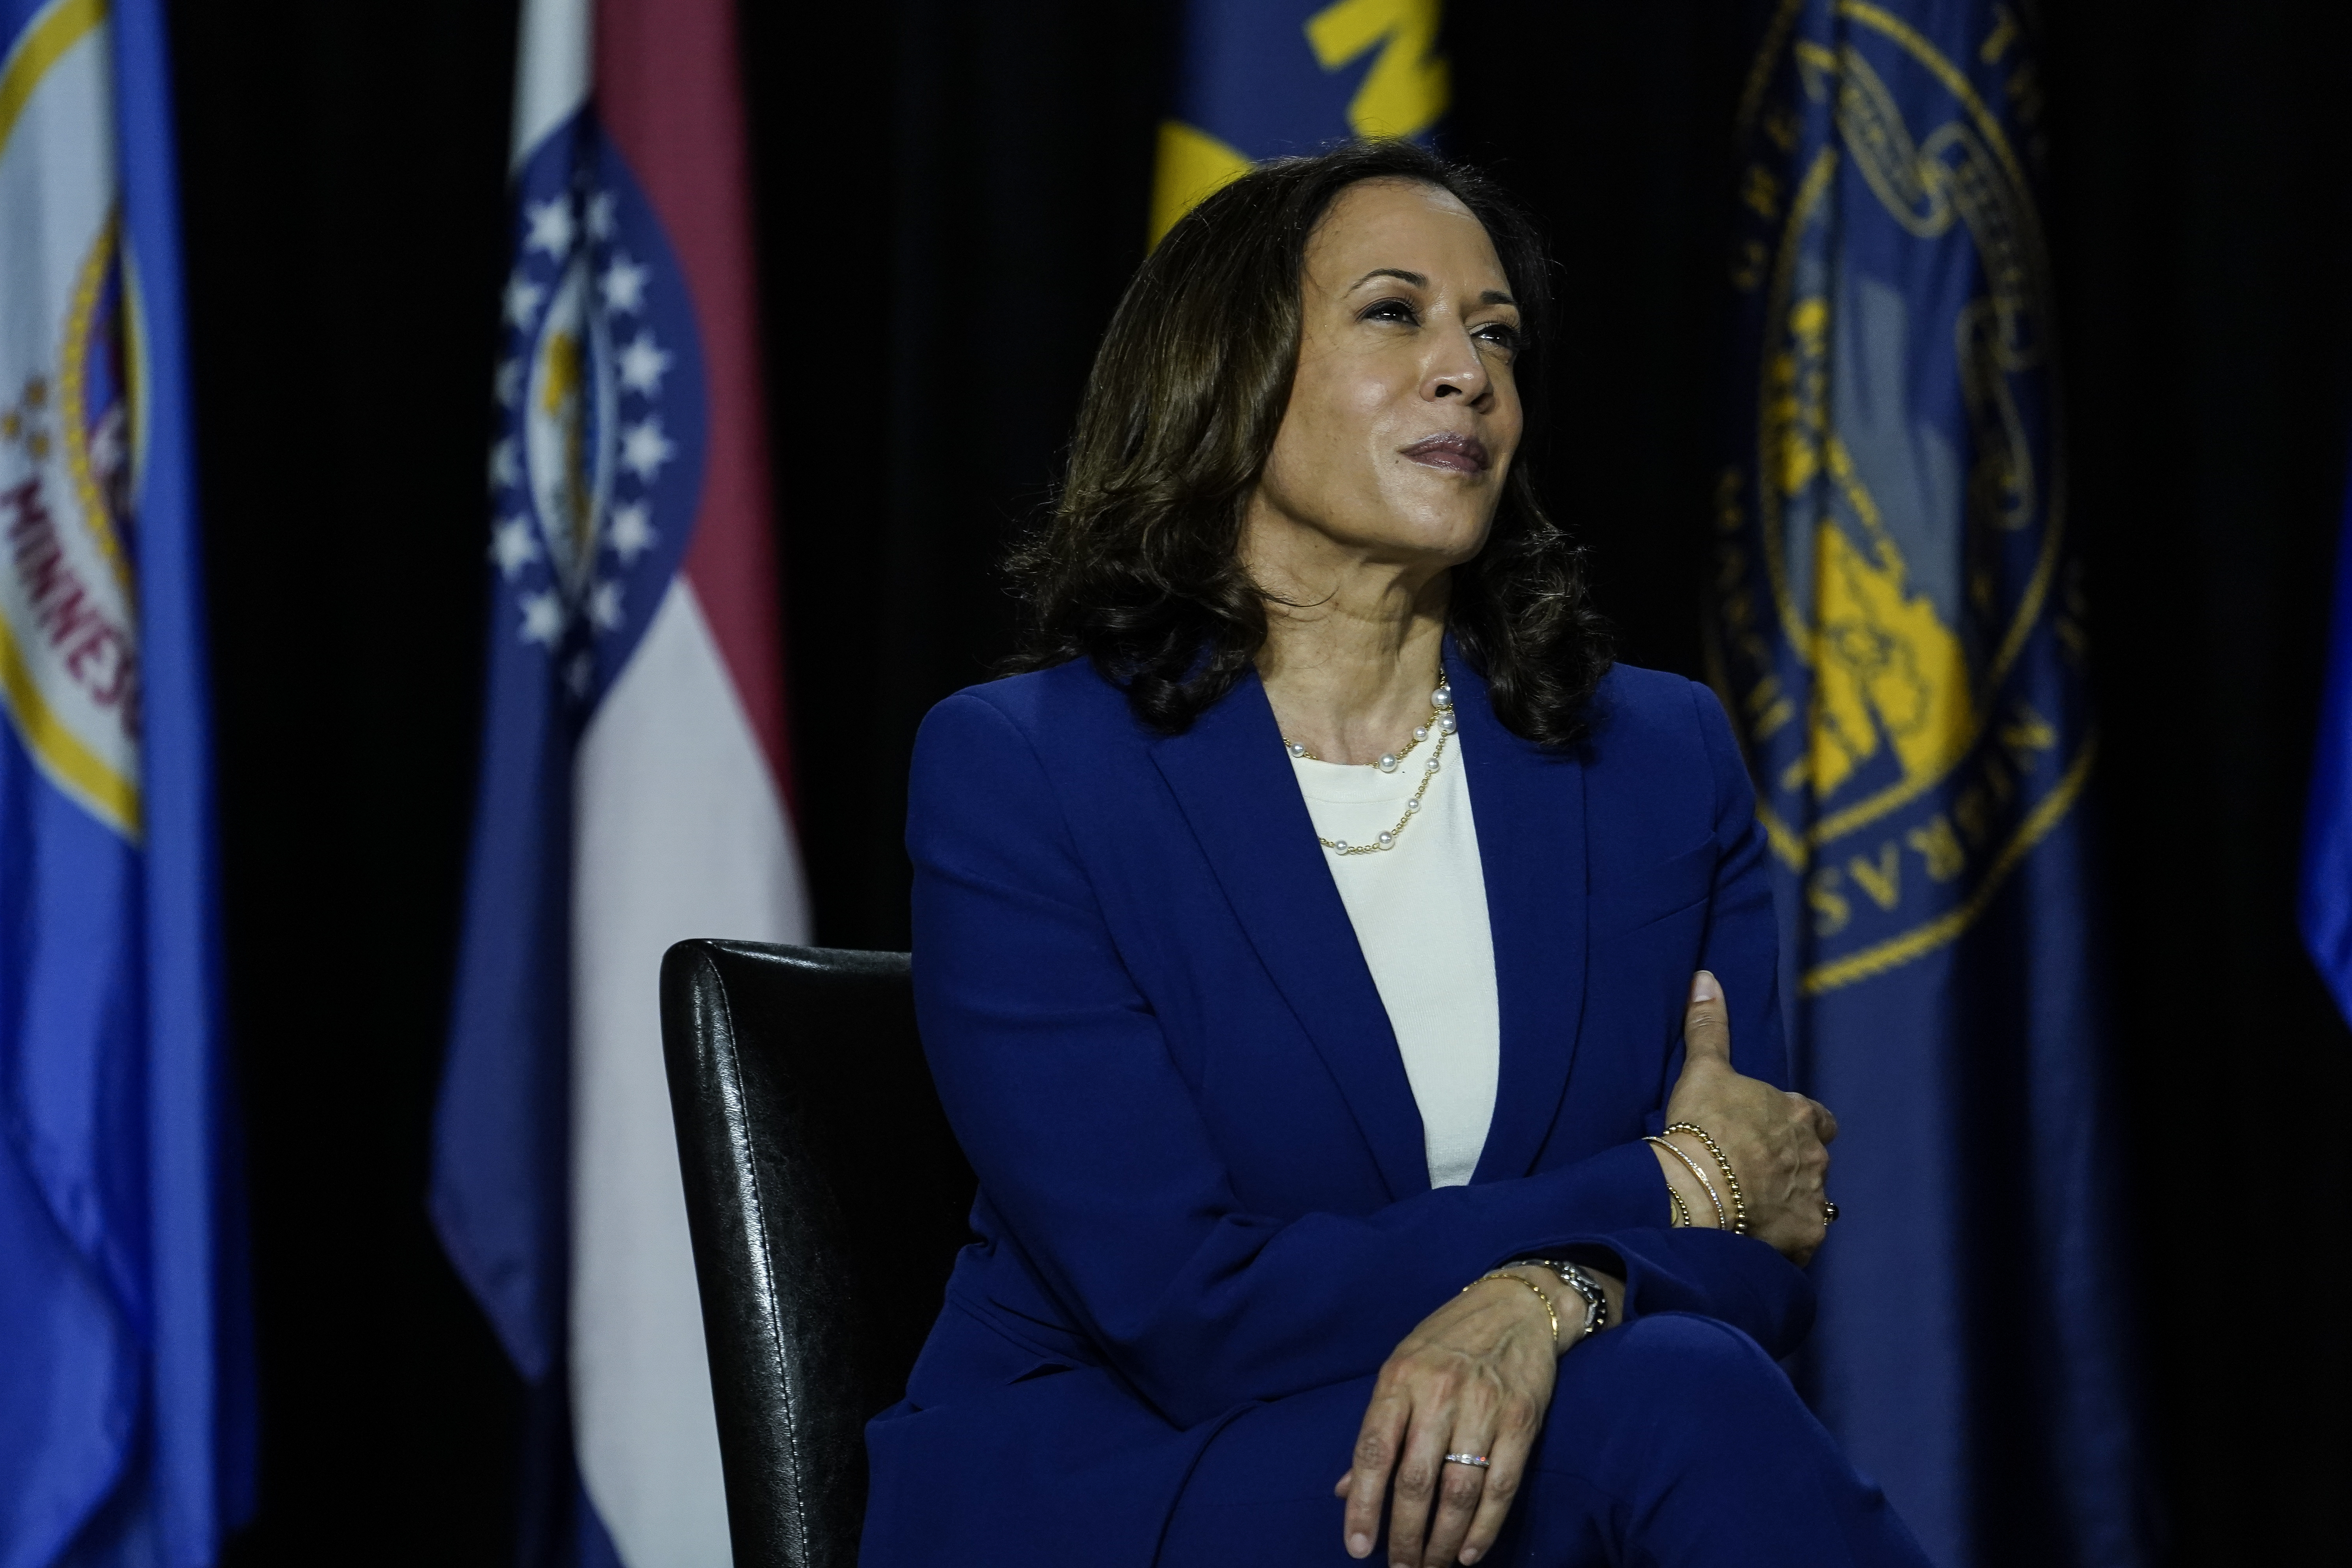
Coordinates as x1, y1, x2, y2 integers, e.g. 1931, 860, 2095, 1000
593, 0, 793, 808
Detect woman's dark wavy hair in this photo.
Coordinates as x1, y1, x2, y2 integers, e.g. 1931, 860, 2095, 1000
1004, 139, 1612, 746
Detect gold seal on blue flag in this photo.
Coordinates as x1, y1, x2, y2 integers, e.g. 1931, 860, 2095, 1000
1712, 0, 2092, 998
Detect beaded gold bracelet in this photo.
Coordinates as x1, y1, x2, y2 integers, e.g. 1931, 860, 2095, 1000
1466, 1270, 1559, 1349
1644, 1134, 1725, 1230
1662, 1178, 1692, 1228
1663, 1122, 1748, 1236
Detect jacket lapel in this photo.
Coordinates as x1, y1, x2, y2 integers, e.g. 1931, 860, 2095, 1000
1453, 655, 1592, 1182
1149, 670, 1432, 1202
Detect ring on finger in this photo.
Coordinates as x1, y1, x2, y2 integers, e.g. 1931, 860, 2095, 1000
1443, 1452, 1490, 1468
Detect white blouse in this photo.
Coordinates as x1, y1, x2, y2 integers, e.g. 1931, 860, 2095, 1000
1290, 728, 1501, 1188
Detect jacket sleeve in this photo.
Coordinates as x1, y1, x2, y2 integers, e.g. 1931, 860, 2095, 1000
909, 688, 1808, 1431
1689, 677, 1795, 1089
1508, 681, 1809, 1347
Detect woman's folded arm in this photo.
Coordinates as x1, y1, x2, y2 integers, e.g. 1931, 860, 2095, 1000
911, 692, 1809, 1428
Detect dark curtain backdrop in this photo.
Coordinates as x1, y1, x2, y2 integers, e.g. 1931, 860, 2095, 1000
165, 2, 2348, 1563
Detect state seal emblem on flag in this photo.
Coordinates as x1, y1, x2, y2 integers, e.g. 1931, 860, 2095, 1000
488, 121, 706, 712
0, 0, 143, 837
1713, 0, 2095, 997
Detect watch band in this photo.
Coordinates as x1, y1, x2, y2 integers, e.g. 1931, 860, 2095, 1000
1504, 1258, 1609, 1342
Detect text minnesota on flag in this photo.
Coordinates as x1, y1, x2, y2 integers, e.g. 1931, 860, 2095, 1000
1, 0, 142, 837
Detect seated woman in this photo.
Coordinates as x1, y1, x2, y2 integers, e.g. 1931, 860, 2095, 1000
862, 141, 1927, 1568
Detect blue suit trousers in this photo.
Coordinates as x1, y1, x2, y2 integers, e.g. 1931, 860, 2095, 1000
1163, 1314, 1933, 1567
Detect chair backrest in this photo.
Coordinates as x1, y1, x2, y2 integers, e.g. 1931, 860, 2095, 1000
660, 940, 976, 1568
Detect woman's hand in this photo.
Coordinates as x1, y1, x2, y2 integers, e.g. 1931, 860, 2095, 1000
1659, 970, 1837, 1264
1334, 1264, 1620, 1567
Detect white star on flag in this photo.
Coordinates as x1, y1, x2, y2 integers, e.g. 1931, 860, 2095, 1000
491, 517, 541, 578
495, 358, 524, 407
524, 198, 576, 259
489, 437, 522, 490
588, 579, 625, 631
519, 589, 566, 646
599, 256, 650, 316
586, 191, 618, 240
608, 501, 655, 563
617, 334, 671, 396
619, 417, 675, 480
503, 274, 546, 329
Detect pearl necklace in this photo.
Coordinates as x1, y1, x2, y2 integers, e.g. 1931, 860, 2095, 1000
1281, 670, 1456, 856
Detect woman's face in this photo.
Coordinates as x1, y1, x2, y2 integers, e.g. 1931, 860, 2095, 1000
1251, 178, 1524, 571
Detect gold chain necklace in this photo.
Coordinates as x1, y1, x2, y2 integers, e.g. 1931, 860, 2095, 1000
1281, 668, 1455, 856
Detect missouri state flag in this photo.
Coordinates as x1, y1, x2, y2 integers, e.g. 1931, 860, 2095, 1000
428, 0, 809, 1562
0, 0, 254, 1563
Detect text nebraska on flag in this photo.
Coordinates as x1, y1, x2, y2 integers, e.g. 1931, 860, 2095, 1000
429, 0, 809, 1563
1710, 4, 2148, 1564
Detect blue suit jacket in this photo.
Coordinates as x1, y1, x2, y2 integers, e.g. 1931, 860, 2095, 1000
862, 653, 1811, 1566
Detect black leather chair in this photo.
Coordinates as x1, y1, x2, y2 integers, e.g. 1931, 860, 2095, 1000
660, 941, 976, 1568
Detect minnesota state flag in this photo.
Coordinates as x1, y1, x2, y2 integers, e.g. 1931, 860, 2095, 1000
0, 0, 253, 1562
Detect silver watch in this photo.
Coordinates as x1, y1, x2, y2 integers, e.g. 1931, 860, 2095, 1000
1506, 1258, 1609, 1341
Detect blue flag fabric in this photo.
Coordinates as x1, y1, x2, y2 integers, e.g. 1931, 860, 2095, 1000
1149, 0, 1448, 244
1711, 4, 2147, 1563
0, 0, 254, 1563
2299, 484, 2352, 1022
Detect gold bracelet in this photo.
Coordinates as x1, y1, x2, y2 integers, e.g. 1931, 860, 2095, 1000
1465, 1270, 1559, 1349
1663, 1177, 1692, 1227
1662, 1122, 1748, 1235
1644, 1135, 1726, 1230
